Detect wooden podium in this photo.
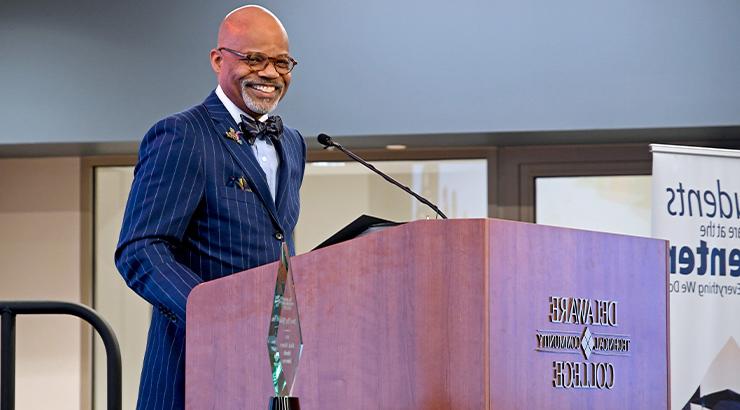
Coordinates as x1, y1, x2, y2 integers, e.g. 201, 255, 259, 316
186, 219, 669, 409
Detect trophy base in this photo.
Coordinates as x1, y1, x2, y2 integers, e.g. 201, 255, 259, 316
269, 396, 300, 410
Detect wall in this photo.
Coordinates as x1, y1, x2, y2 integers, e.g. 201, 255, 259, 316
295, 159, 487, 253
0, 157, 82, 410
1, 0, 739, 145
93, 166, 148, 410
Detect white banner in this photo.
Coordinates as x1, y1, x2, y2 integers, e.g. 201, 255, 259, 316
651, 144, 740, 410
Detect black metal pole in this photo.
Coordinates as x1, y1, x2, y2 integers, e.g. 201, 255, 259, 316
1, 308, 16, 410
0, 301, 121, 410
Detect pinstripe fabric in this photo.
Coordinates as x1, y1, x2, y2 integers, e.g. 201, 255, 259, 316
115, 90, 306, 410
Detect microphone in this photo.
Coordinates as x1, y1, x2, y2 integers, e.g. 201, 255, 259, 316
317, 134, 448, 219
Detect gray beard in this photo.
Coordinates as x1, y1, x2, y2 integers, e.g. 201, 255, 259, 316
241, 82, 280, 115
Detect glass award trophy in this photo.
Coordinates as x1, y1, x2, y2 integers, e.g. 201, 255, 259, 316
267, 242, 303, 410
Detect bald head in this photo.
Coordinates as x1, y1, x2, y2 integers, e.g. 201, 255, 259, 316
210, 5, 293, 118
218, 5, 288, 49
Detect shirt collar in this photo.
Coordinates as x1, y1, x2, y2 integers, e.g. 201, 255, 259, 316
215, 85, 268, 124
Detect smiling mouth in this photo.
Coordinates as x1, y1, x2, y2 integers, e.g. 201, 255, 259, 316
245, 83, 281, 96
251, 84, 275, 92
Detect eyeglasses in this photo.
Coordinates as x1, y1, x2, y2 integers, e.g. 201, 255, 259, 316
218, 47, 298, 74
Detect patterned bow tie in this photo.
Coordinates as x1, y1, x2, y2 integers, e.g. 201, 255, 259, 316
239, 114, 283, 145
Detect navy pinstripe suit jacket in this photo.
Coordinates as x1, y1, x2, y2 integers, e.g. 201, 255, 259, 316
115, 90, 306, 410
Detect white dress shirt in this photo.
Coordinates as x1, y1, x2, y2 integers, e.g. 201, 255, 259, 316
215, 85, 280, 202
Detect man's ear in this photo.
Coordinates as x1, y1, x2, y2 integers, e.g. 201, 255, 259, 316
209, 49, 222, 74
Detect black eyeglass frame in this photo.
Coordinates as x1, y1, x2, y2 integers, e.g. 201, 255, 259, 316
218, 47, 298, 74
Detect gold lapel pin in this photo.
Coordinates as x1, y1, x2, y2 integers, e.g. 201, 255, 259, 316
225, 128, 243, 145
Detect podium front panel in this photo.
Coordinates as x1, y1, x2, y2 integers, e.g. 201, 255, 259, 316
488, 220, 668, 409
187, 219, 490, 409
186, 219, 669, 409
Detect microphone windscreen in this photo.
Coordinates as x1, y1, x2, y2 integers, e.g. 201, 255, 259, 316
317, 133, 333, 146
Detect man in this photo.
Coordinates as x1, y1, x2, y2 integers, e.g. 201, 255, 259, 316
115, 6, 306, 410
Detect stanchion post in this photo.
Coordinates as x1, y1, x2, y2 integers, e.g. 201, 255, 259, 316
1, 308, 17, 410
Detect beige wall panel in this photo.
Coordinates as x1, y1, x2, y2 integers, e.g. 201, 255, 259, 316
0, 157, 81, 410
296, 160, 487, 254
94, 166, 148, 410
295, 173, 370, 254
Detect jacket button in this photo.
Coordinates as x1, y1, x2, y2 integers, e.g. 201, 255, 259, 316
274, 232, 284, 241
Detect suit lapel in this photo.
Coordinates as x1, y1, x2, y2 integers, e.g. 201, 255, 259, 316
273, 138, 290, 221
202, 91, 284, 233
